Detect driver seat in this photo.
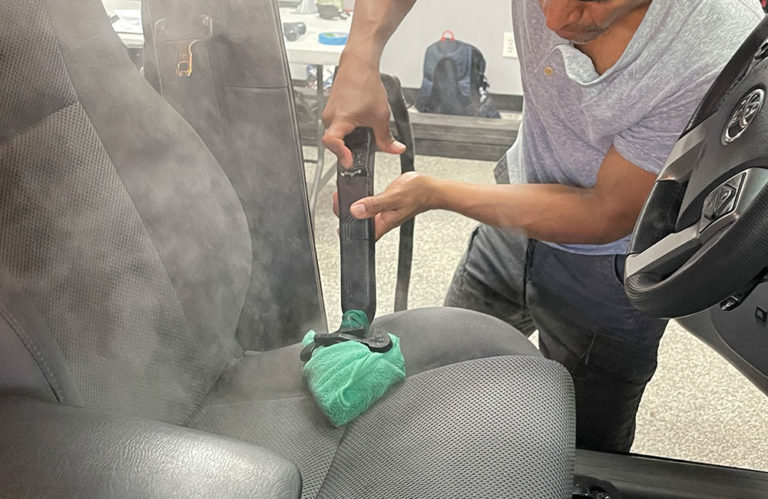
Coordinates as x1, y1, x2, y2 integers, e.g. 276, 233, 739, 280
0, 0, 575, 497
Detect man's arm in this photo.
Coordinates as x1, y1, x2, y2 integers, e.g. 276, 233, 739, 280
321, 0, 416, 167
344, 147, 656, 244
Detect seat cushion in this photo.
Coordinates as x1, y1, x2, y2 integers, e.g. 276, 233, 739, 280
189, 308, 574, 498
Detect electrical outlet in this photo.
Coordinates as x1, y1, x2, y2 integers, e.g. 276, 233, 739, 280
502, 31, 518, 58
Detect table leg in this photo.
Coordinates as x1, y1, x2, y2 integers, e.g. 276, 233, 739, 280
308, 64, 326, 222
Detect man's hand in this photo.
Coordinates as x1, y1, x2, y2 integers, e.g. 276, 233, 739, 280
321, 55, 406, 168
318, 0, 415, 167
333, 172, 434, 239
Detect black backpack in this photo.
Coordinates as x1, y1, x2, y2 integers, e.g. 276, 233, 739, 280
415, 31, 501, 119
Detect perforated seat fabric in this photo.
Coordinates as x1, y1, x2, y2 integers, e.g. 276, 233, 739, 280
194, 357, 574, 499
0, 0, 575, 496
1, 0, 252, 423
192, 309, 574, 498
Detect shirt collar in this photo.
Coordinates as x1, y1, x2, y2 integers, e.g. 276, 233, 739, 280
546, 0, 668, 86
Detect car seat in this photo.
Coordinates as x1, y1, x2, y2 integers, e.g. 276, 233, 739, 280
0, 0, 575, 497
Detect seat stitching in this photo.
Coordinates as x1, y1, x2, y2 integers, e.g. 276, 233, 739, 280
315, 422, 350, 497
0, 99, 78, 150
193, 393, 309, 411
0, 299, 63, 401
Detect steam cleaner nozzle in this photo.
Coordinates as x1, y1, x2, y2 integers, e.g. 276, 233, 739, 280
302, 310, 405, 427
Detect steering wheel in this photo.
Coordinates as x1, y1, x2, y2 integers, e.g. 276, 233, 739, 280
625, 17, 768, 318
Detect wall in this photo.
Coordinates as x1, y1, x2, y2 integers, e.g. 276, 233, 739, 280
379, 0, 523, 95
102, 0, 524, 95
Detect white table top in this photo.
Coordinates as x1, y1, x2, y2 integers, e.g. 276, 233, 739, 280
279, 8, 350, 67
110, 8, 144, 48
108, 7, 350, 67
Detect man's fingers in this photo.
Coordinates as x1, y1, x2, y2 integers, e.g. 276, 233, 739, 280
322, 135, 353, 168
322, 122, 356, 168
349, 193, 395, 219
374, 213, 401, 240
342, 190, 407, 240
373, 122, 406, 156
340, 191, 393, 224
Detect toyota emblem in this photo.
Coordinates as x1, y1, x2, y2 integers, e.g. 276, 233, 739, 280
722, 88, 765, 145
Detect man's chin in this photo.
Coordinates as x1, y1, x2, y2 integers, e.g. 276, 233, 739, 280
571, 37, 597, 46
556, 29, 602, 45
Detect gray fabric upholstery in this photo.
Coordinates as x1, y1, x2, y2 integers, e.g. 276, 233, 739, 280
191, 307, 555, 499
0, 272, 80, 404
0, 317, 57, 403
317, 356, 574, 499
142, 0, 327, 351
47, 0, 253, 362
200, 308, 540, 406
0, 396, 301, 499
0, 0, 76, 143
0, 0, 250, 423
0, 0, 576, 496
373, 307, 541, 374
192, 353, 574, 499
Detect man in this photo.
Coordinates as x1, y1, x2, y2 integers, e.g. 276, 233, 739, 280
321, 0, 763, 452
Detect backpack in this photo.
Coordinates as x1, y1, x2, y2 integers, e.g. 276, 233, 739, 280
415, 31, 501, 119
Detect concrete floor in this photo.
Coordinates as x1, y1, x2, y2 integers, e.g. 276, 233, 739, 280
306, 147, 768, 472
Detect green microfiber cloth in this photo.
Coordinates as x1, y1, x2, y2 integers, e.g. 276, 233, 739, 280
302, 310, 406, 427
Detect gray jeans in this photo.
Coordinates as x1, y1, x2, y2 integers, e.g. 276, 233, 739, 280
444, 162, 667, 452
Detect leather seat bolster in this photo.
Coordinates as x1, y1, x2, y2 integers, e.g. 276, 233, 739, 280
0, 395, 301, 499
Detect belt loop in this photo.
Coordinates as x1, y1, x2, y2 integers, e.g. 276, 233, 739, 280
523, 239, 538, 305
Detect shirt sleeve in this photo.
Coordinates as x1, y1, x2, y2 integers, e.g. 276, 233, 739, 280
613, 80, 712, 175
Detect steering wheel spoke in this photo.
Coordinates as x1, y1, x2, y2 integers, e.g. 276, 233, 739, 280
657, 113, 715, 184
629, 168, 768, 279
626, 224, 701, 280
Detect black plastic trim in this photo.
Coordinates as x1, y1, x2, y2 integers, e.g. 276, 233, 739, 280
575, 449, 768, 499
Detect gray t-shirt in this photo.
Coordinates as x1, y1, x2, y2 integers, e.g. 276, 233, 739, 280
508, 0, 763, 255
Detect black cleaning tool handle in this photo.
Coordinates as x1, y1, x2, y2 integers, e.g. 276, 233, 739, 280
339, 128, 377, 322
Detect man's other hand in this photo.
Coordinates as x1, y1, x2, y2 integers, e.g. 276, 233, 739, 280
333, 172, 434, 239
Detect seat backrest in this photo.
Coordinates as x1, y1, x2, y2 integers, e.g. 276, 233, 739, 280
0, 0, 255, 423
141, 0, 327, 350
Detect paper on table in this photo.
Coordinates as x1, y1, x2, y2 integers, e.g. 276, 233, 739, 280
112, 9, 142, 34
